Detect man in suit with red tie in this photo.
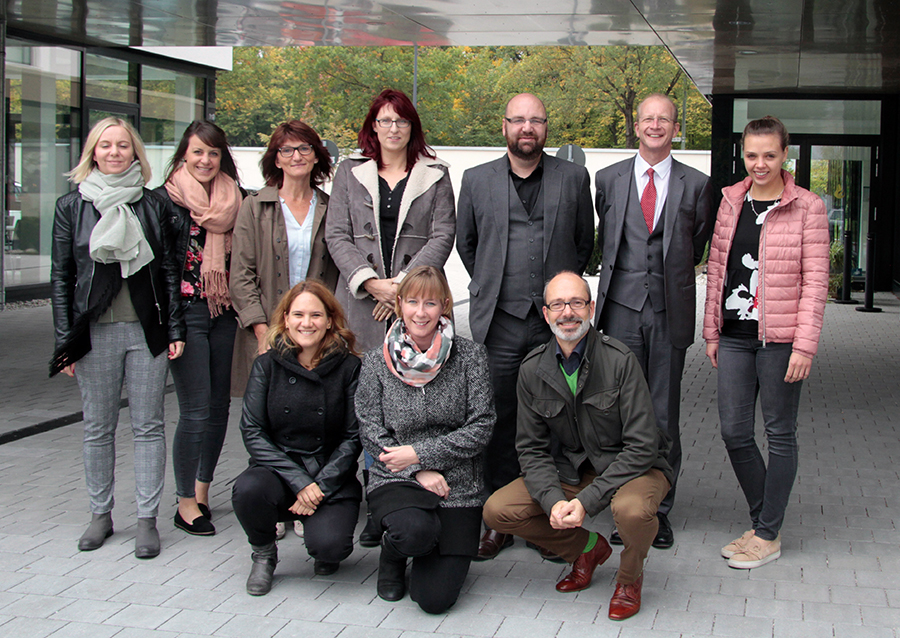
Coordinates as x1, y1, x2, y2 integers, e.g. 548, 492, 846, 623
593, 93, 713, 549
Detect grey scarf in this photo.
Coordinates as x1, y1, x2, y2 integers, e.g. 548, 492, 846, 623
79, 162, 153, 278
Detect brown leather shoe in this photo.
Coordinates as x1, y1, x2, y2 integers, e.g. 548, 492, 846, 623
608, 573, 643, 620
555, 534, 612, 592
475, 530, 514, 561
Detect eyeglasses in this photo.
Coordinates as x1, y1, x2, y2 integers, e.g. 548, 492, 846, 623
375, 118, 411, 129
277, 145, 315, 158
545, 298, 589, 312
504, 117, 548, 126
639, 116, 674, 126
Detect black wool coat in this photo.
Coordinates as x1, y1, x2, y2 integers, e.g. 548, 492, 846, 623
239, 344, 362, 501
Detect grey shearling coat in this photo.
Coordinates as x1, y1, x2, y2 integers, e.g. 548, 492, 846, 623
325, 154, 456, 352
229, 185, 337, 396
356, 336, 495, 509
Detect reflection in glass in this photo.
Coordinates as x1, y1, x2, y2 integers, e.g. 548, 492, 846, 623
809, 146, 871, 277
85, 53, 137, 103
141, 67, 205, 188
5, 42, 82, 287
733, 99, 880, 136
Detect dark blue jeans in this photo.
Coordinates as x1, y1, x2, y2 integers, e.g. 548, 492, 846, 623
170, 299, 238, 498
717, 337, 802, 541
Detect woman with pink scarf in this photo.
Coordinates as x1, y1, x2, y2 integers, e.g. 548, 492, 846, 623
157, 121, 244, 536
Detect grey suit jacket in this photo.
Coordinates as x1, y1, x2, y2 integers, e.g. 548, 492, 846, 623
456, 153, 594, 344
593, 156, 713, 350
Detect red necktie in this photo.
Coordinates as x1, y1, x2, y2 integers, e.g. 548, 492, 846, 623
641, 167, 656, 233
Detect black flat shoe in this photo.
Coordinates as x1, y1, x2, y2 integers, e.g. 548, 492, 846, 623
198, 503, 211, 521
359, 511, 382, 548
609, 528, 623, 546
652, 513, 674, 549
174, 510, 216, 536
314, 560, 340, 576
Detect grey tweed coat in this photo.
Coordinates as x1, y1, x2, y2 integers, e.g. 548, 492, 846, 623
356, 336, 495, 508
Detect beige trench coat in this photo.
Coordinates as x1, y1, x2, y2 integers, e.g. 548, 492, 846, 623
229, 185, 338, 396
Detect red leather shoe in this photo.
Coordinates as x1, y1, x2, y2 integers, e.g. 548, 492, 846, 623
555, 534, 612, 592
475, 530, 514, 561
608, 573, 643, 620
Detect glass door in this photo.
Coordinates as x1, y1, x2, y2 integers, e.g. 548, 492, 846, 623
808, 145, 873, 279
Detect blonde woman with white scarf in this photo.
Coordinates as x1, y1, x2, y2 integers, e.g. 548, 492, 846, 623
50, 117, 186, 559
156, 121, 243, 537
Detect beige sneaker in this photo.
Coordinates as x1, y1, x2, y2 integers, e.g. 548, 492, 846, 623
727, 534, 781, 569
293, 520, 304, 538
275, 522, 286, 540
721, 530, 755, 558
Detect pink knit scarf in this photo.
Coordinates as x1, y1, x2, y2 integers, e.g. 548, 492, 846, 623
166, 165, 241, 315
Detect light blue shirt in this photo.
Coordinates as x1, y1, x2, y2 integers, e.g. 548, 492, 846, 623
280, 192, 317, 287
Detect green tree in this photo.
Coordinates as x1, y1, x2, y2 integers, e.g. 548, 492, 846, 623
215, 46, 712, 152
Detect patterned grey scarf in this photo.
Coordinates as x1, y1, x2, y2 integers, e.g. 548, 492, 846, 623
79, 162, 153, 278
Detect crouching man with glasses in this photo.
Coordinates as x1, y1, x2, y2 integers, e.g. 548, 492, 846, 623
484, 271, 674, 621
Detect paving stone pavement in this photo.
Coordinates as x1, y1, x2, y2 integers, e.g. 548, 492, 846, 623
0, 283, 898, 637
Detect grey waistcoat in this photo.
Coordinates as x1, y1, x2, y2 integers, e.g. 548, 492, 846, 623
606, 180, 666, 313
498, 175, 545, 319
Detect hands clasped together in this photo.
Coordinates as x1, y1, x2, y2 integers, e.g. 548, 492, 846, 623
380, 445, 450, 499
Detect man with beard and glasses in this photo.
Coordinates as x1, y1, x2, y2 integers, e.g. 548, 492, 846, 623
457, 93, 594, 561
483, 271, 673, 621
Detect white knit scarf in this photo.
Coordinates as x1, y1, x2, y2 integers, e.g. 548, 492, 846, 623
80, 162, 153, 278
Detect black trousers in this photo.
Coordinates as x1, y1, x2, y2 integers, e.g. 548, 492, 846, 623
482, 306, 552, 494
382, 507, 472, 614
232, 465, 359, 563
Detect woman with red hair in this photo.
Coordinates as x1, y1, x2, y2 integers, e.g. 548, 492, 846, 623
326, 89, 456, 353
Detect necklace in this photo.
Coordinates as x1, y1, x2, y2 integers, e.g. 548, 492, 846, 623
749, 197, 779, 218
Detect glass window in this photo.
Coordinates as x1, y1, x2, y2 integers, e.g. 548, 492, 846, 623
733, 99, 881, 136
141, 67, 205, 188
85, 53, 138, 103
5, 42, 81, 288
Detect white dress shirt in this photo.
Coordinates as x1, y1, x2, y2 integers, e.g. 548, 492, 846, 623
633, 153, 673, 231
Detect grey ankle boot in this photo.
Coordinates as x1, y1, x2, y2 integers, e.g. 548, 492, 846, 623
135, 517, 160, 559
78, 512, 113, 551
247, 542, 278, 596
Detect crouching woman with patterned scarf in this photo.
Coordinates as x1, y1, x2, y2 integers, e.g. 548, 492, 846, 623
50, 117, 186, 559
355, 265, 495, 614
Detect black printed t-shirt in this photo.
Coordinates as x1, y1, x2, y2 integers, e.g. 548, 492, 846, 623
721, 197, 779, 338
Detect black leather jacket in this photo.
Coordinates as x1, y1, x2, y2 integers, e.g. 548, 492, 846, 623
240, 344, 362, 501
49, 189, 186, 375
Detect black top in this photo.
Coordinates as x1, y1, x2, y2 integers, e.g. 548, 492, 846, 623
555, 332, 589, 375
378, 174, 409, 277
721, 197, 777, 338
508, 155, 544, 216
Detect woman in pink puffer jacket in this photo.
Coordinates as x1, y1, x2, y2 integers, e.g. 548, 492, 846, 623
703, 116, 829, 571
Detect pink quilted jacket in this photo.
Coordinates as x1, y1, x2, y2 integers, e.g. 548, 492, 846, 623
703, 171, 829, 359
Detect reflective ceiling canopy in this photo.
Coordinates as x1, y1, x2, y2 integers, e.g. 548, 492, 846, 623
6, 0, 900, 96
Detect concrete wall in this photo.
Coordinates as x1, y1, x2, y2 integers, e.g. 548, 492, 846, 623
231, 146, 712, 195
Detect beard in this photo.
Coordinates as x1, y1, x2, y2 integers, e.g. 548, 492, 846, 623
549, 315, 591, 343
506, 132, 545, 161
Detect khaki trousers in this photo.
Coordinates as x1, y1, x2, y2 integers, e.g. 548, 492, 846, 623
483, 469, 669, 584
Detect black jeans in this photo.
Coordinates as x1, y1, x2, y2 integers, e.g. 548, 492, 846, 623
232, 465, 359, 562
382, 507, 472, 614
169, 300, 237, 497
482, 306, 552, 494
